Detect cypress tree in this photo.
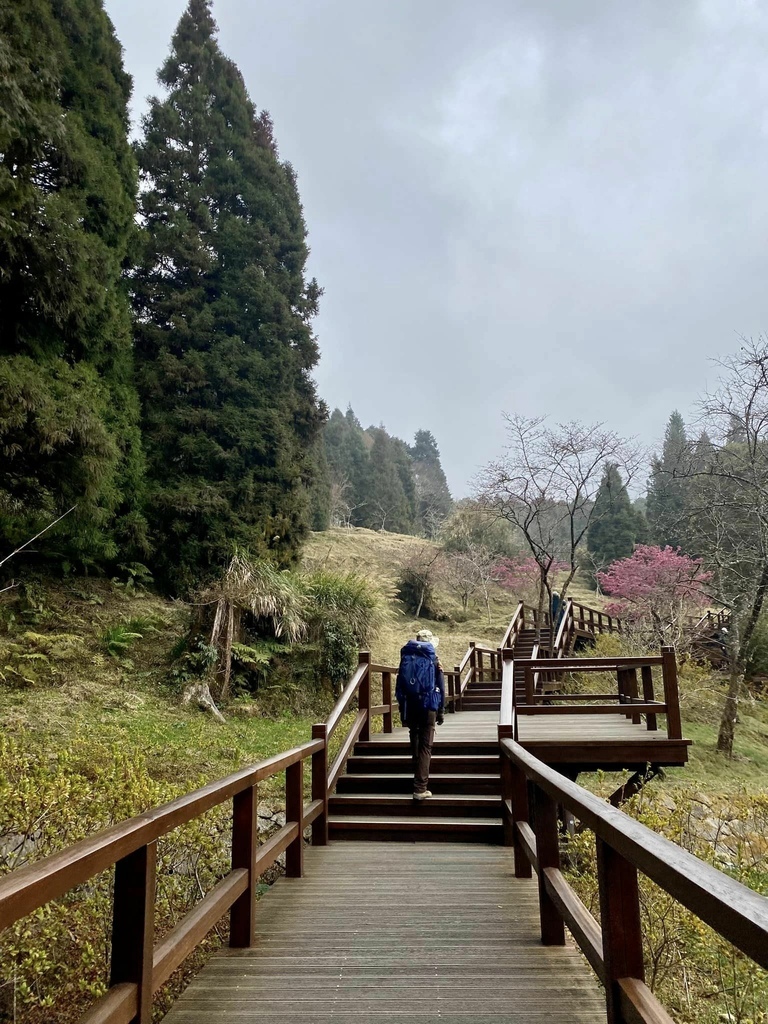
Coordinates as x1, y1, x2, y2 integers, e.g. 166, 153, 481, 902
647, 411, 688, 549
133, 0, 323, 592
307, 437, 331, 531
0, 0, 144, 566
323, 407, 370, 525
587, 464, 642, 576
409, 429, 453, 536
364, 428, 416, 533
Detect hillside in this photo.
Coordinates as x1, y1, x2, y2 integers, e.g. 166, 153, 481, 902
303, 527, 517, 666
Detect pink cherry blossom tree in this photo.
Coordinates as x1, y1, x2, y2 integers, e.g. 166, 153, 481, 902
496, 555, 569, 608
597, 545, 712, 649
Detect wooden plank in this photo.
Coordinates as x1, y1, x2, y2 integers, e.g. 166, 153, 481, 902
154, 870, 248, 987
162, 843, 604, 1024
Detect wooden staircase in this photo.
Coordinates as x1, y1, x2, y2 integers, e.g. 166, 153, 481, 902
328, 738, 503, 842
513, 627, 552, 703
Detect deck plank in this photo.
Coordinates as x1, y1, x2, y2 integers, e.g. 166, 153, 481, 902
162, 844, 605, 1023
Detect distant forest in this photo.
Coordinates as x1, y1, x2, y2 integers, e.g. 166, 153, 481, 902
309, 409, 452, 538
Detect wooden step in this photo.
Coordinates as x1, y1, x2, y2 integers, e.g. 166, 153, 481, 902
345, 754, 500, 775
460, 699, 501, 710
354, 740, 498, 757
335, 773, 501, 795
328, 814, 503, 843
328, 793, 502, 817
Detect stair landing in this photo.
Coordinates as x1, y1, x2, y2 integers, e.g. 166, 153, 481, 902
162, 843, 605, 1024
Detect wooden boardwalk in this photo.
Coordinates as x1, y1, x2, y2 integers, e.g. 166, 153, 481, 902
162, 843, 605, 1023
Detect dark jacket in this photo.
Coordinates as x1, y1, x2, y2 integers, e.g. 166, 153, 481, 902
395, 640, 445, 727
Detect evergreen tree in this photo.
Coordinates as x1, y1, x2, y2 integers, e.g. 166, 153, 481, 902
587, 464, 643, 577
409, 429, 453, 536
364, 428, 417, 533
323, 407, 370, 525
133, 0, 323, 592
0, 0, 145, 566
307, 437, 331, 531
646, 410, 688, 549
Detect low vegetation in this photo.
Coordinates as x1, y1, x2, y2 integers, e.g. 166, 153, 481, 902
1, 527, 767, 1022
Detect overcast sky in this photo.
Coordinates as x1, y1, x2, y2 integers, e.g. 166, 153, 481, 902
106, 0, 768, 495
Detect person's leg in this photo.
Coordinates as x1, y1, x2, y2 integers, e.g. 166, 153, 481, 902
414, 711, 436, 795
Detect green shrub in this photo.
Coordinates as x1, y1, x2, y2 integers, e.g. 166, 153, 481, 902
0, 733, 230, 1023
102, 624, 143, 659
303, 571, 380, 692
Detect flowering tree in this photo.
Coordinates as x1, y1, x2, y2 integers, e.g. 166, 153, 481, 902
597, 545, 711, 649
496, 556, 568, 608
477, 415, 642, 647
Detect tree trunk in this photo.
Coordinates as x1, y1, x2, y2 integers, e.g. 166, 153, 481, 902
535, 570, 546, 646
716, 658, 741, 757
740, 557, 768, 658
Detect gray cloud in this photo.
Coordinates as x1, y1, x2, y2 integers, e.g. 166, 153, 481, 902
106, 0, 768, 493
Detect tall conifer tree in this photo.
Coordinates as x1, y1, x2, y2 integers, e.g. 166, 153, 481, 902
409, 429, 453, 536
647, 411, 688, 549
133, 0, 323, 592
0, 0, 144, 565
587, 463, 644, 578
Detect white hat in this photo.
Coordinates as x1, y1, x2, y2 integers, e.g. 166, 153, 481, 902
416, 628, 439, 648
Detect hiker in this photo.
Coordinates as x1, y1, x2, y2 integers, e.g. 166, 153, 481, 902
395, 628, 445, 800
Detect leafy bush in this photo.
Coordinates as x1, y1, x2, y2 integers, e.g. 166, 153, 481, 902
303, 571, 380, 692
0, 733, 230, 1023
564, 787, 768, 1024
0, 631, 86, 687
102, 624, 143, 659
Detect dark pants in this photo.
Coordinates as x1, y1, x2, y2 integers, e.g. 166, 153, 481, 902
408, 710, 436, 794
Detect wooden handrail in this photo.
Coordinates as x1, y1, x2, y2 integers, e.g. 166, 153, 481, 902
552, 597, 573, 655
0, 737, 324, 1023
499, 655, 515, 730
325, 660, 369, 738
500, 737, 768, 969
0, 740, 321, 928
525, 657, 664, 670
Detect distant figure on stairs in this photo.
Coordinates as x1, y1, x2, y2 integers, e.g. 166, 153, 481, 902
395, 628, 445, 801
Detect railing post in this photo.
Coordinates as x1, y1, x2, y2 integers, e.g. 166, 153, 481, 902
627, 667, 641, 724
477, 649, 484, 681
617, 668, 632, 719
311, 724, 328, 846
511, 762, 532, 878
448, 671, 456, 713
469, 642, 477, 683
596, 837, 644, 1024
532, 786, 564, 945
286, 758, 304, 878
230, 784, 258, 947
382, 671, 393, 733
661, 646, 682, 739
358, 650, 371, 742
641, 665, 657, 731
110, 842, 156, 1023
525, 666, 534, 705
454, 665, 461, 711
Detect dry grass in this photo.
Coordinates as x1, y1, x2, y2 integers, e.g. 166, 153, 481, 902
305, 528, 518, 666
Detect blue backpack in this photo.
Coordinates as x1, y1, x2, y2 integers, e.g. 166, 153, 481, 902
397, 641, 438, 710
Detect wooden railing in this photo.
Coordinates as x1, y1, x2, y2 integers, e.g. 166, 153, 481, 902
502, 598, 619, 659
500, 601, 550, 650
687, 608, 729, 634
516, 651, 682, 738
0, 741, 324, 1024
498, 736, 768, 1024
500, 649, 682, 742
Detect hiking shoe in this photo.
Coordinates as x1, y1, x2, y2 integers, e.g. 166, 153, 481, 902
413, 790, 432, 800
